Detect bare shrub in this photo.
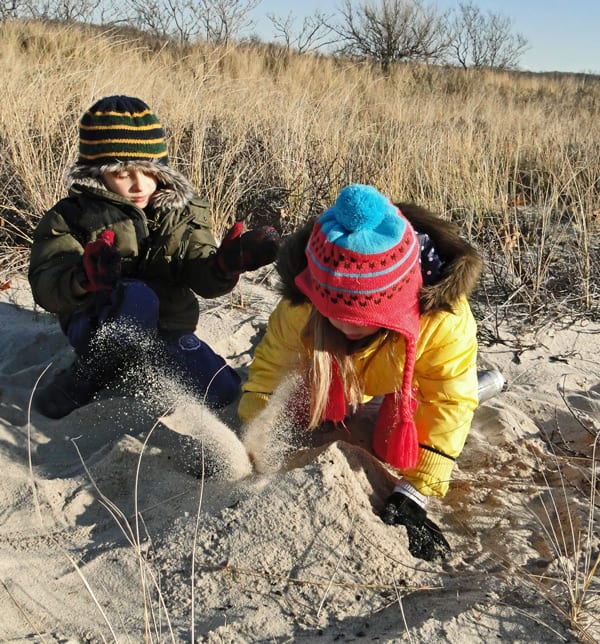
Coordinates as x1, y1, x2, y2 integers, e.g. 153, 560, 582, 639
1, 19, 599, 327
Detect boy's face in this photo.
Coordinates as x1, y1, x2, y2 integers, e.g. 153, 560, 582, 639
102, 168, 158, 209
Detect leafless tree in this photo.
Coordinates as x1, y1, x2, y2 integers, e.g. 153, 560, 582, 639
189, 0, 261, 45
0, 0, 22, 19
332, 0, 450, 74
448, 2, 528, 69
127, 0, 190, 41
267, 10, 336, 53
16, 0, 103, 22
126, 0, 260, 44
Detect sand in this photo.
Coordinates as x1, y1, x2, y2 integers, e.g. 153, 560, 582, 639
0, 270, 598, 643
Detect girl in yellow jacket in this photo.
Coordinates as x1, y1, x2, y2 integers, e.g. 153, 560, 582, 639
238, 184, 483, 561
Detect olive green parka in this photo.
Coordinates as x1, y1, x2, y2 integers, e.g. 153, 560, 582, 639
28, 160, 236, 332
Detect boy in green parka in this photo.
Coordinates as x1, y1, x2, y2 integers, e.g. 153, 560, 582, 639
29, 95, 279, 419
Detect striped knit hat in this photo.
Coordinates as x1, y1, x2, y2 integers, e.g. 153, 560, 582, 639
295, 184, 423, 470
78, 96, 168, 165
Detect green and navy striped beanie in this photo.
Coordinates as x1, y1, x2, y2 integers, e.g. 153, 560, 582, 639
295, 184, 423, 471
78, 96, 168, 165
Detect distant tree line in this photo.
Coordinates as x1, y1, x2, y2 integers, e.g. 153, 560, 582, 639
0, 0, 529, 71
270, 0, 529, 72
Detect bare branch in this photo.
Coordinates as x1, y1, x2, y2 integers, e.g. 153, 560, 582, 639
267, 10, 336, 53
190, 0, 261, 45
332, 0, 449, 74
447, 2, 529, 70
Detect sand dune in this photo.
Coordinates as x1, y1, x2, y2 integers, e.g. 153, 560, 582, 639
0, 274, 598, 642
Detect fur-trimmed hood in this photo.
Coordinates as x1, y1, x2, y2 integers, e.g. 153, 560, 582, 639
277, 202, 482, 315
65, 160, 195, 213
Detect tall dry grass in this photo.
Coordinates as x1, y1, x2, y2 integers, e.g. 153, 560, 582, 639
1, 18, 599, 323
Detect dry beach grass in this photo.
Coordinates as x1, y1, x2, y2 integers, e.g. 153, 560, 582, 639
1, 19, 600, 321
0, 19, 599, 643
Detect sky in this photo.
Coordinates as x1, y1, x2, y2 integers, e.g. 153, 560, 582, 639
252, 0, 599, 75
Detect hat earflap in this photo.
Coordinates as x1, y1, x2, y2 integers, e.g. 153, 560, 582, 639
324, 358, 347, 426
372, 337, 419, 470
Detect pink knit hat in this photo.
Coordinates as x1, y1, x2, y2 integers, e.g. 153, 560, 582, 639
295, 184, 423, 470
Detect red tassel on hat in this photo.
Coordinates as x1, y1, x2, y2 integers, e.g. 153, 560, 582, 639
372, 393, 418, 469
387, 416, 419, 469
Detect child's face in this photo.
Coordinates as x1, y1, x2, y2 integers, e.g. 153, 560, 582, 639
102, 168, 158, 209
328, 317, 380, 341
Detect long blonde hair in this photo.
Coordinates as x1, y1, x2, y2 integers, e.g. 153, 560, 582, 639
301, 309, 394, 429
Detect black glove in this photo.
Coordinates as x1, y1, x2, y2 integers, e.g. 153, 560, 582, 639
79, 230, 121, 292
381, 492, 451, 562
215, 222, 280, 277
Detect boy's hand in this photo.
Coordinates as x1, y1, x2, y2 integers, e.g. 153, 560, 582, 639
381, 492, 451, 561
215, 223, 280, 277
80, 230, 121, 292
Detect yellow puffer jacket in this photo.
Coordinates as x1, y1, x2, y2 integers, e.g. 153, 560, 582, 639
239, 296, 478, 497
239, 201, 483, 498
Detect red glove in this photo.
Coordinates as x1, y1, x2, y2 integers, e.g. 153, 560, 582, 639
80, 230, 121, 292
215, 222, 280, 277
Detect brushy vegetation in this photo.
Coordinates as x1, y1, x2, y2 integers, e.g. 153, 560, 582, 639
1, 18, 600, 329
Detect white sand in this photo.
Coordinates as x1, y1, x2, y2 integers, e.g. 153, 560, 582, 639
0, 271, 598, 642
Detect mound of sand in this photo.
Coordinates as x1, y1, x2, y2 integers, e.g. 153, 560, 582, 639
0, 273, 598, 642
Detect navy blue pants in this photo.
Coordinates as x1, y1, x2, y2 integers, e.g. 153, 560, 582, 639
65, 280, 240, 408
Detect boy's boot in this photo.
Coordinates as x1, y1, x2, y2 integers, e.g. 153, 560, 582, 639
35, 356, 108, 419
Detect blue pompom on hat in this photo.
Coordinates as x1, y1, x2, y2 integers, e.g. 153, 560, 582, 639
318, 184, 407, 253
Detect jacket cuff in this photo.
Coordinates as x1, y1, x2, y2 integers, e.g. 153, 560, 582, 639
400, 445, 456, 497
238, 391, 271, 424
60, 266, 91, 308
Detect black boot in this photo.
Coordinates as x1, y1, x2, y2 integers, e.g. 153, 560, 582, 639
35, 358, 106, 419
